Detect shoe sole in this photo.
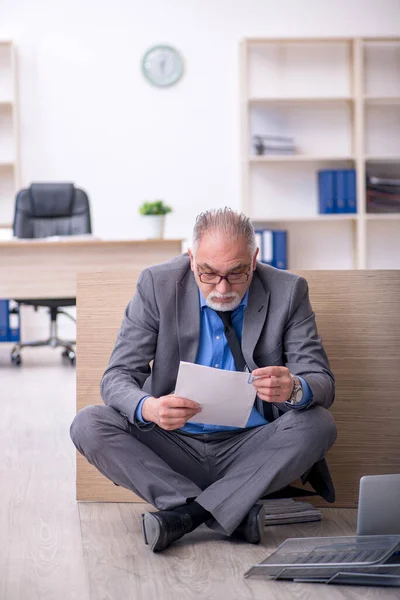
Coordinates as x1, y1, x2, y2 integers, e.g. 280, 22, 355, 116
142, 512, 161, 551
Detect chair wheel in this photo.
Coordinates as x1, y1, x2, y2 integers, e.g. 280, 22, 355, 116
62, 349, 76, 365
11, 352, 22, 366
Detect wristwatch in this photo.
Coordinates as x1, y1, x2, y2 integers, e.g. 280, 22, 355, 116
287, 375, 303, 405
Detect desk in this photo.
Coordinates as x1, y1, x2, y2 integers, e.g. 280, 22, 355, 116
0, 238, 183, 299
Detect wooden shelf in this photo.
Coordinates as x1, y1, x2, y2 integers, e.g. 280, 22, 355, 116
241, 36, 400, 270
246, 37, 353, 45
249, 155, 355, 163
365, 214, 400, 220
365, 156, 400, 162
364, 96, 400, 104
249, 97, 353, 104
251, 215, 358, 223
363, 37, 400, 42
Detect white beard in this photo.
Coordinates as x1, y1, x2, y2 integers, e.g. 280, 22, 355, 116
205, 291, 242, 312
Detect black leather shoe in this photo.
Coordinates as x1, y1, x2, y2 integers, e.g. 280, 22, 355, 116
231, 504, 265, 544
142, 510, 193, 552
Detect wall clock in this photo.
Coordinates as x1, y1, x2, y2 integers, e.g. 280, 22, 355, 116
141, 44, 184, 88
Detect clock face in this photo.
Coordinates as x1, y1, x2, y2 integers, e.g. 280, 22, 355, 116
141, 45, 184, 87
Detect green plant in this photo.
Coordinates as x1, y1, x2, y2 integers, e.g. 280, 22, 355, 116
139, 200, 172, 216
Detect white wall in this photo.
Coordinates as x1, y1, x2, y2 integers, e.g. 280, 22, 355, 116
1, 0, 400, 340
2, 0, 400, 241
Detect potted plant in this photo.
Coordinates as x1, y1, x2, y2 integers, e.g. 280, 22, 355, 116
138, 200, 172, 239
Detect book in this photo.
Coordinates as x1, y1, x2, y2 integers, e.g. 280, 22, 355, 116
256, 229, 287, 270
272, 230, 287, 269
0, 300, 8, 342
320, 169, 357, 214
0, 300, 20, 342
368, 176, 400, 187
252, 134, 297, 155
345, 169, 357, 213
318, 170, 335, 214
8, 300, 20, 342
261, 498, 323, 526
335, 170, 347, 213
367, 189, 400, 213
261, 230, 273, 263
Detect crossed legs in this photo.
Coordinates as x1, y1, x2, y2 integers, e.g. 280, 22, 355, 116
71, 404, 336, 543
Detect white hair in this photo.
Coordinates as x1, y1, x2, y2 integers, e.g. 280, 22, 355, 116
191, 207, 257, 255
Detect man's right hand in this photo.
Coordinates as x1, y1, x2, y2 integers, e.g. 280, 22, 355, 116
142, 395, 202, 431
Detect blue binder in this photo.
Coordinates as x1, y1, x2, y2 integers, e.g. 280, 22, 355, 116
256, 229, 287, 270
318, 170, 335, 214
335, 170, 347, 214
272, 230, 288, 270
0, 300, 8, 341
8, 301, 20, 342
345, 169, 357, 213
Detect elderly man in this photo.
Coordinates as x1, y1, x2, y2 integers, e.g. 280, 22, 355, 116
71, 208, 336, 552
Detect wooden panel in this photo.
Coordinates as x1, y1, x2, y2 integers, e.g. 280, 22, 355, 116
76, 270, 143, 502
295, 270, 400, 507
0, 238, 182, 299
76, 269, 400, 505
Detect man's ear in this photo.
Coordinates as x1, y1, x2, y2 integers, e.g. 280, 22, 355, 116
252, 248, 259, 270
187, 248, 195, 271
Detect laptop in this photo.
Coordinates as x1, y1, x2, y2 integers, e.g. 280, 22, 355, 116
245, 474, 400, 585
357, 474, 400, 536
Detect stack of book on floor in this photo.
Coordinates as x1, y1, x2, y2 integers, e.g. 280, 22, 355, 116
253, 134, 297, 155
366, 175, 400, 213
261, 498, 322, 526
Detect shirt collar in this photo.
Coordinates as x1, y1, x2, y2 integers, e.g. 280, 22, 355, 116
199, 288, 249, 311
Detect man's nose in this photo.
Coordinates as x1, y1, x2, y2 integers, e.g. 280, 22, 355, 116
216, 278, 231, 294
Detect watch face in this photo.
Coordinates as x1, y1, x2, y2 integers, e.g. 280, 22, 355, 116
295, 388, 303, 403
141, 45, 184, 87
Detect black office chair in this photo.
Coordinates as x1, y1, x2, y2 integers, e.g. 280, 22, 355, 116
11, 182, 92, 366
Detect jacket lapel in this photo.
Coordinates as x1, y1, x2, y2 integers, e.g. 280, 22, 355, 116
242, 270, 270, 369
176, 268, 200, 363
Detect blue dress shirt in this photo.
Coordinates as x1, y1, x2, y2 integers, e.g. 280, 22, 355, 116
135, 289, 313, 431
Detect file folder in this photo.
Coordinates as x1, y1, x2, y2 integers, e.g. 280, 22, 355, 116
318, 170, 335, 214
0, 300, 8, 342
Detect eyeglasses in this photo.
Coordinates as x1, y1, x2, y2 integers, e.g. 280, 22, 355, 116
197, 270, 250, 285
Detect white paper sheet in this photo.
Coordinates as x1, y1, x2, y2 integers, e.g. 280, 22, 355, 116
175, 361, 257, 427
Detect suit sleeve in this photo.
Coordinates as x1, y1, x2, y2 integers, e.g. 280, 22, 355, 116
100, 268, 159, 425
283, 276, 335, 409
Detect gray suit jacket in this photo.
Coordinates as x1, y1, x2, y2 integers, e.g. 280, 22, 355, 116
101, 254, 335, 425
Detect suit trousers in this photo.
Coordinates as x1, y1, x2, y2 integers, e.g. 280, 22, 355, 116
70, 404, 336, 535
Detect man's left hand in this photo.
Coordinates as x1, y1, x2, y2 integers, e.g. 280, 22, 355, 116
251, 366, 294, 404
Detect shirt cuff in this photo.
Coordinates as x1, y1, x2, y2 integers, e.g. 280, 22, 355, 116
286, 376, 313, 409
135, 395, 152, 424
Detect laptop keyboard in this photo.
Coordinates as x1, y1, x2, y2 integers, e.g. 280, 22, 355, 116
291, 548, 391, 565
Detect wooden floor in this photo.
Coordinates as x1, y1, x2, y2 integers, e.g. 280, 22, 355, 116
1, 346, 399, 600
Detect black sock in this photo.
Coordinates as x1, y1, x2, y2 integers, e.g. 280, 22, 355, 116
172, 501, 212, 530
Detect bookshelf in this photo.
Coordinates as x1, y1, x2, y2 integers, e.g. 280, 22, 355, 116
0, 41, 19, 229
240, 37, 400, 269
